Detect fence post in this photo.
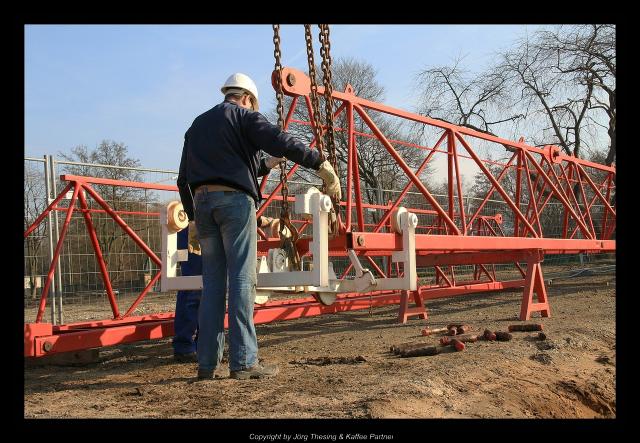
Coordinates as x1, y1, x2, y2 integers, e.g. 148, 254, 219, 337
43, 155, 56, 325
49, 155, 65, 325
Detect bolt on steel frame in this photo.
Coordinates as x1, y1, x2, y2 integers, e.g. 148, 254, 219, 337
24, 67, 615, 358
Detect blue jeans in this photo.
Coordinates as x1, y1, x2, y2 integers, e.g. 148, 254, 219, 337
194, 189, 258, 372
172, 228, 202, 355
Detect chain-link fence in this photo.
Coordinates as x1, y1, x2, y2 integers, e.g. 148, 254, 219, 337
24, 155, 615, 325
24, 156, 182, 324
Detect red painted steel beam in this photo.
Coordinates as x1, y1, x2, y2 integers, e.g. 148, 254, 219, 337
122, 272, 162, 318
27, 276, 526, 357
53, 313, 177, 331
33, 320, 176, 357
60, 175, 177, 191
419, 279, 525, 300
345, 102, 354, 230
349, 232, 615, 252
54, 207, 161, 217
416, 250, 542, 267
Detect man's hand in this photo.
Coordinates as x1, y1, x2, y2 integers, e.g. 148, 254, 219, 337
316, 160, 342, 200
270, 218, 291, 239
257, 216, 272, 228
187, 221, 201, 255
265, 156, 285, 169
257, 216, 291, 238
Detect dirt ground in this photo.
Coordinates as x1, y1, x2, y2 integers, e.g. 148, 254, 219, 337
24, 272, 615, 419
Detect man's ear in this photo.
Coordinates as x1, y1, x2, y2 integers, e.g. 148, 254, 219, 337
243, 94, 252, 109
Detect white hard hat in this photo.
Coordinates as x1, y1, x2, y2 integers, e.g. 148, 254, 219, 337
221, 73, 259, 110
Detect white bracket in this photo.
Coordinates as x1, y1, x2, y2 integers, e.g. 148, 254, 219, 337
160, 206, 203, 292
257, 187, 332, 288
336, 208, 418, 293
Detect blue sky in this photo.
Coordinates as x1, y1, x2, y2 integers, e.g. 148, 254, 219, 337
25, 24, 545, 170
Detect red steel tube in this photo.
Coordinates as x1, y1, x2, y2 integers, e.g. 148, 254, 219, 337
451, 132, 467, 234
345, 102, 354, 230
77, 188, 121, 319
514, 151, 523, 236
36, 184, 80, 323
447, 131, 455, 222
24, 182, 72, 238
122, 272, 162, 318
351, 132, 365, 231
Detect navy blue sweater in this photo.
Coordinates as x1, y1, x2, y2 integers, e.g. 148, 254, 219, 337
177, 100, 323, 220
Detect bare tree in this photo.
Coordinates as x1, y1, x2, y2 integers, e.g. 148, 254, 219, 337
57, 141, 156, 288
415, 57, 524, 136
415, 25, 615, 218
24, 163, 48, 300
497, 26, 616, 161
538, 25, 615, 165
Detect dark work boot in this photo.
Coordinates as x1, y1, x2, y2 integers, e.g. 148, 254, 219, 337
197, 366, 230, 380
230, 363, 279, 380
174, 352, 197, 363
197, 368, 214, 380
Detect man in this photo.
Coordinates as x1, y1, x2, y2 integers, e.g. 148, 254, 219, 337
172, 226, 201, 363
177, 72, 340, 380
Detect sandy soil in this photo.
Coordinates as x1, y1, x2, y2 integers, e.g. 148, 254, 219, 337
24, 272, 615, 419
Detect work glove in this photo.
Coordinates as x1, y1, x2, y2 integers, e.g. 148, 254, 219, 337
316, 160, 342, 201
257, 215, 272, 228
187, 221, 201, 255
257, 216, 291, 238
265, 156, 285, 169
270, 218, 291, 239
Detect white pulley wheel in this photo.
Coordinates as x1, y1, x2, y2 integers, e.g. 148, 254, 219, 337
167, 201, 189, 232
391, 207, 408, 234
314, 292, 337, 306
320, 195, 333, 212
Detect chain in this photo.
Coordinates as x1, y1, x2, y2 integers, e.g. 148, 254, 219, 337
319, 24, 337, 171
319, 24, 340, 234
272, 25, 288, 217
273, 24, 301, 271
304, 25, 328, 195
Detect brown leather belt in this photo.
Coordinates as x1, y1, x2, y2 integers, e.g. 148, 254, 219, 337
194, 184, 240, 195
